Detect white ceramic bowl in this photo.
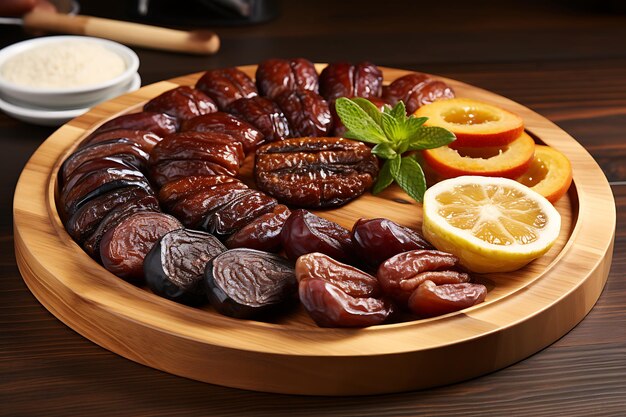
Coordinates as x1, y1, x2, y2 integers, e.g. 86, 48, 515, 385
0, 36, 139, 109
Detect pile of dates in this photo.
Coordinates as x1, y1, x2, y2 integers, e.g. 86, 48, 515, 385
58, 58, 485, 327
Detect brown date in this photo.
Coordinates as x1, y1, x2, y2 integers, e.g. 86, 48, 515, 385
280, 209, 354, 262
255, 58, 319, 99
274, 90, 332, 137
319, 61, 383, 101
158, 175, 241, 210
93, 111, 179, 137
79, 129, 162, 152
181, 112, 264, 153
226, 96, 291, 142
225, 204, 290, 252
296, 253, 380, 298
299, 278, 393, 327
408, 280, 487, 318
255, 137, 378, 208
195, 67, 258, 110
144, 86, 217, 121
149, 159, 236, 188
351, 218, 433, 267
382, 73, 455, 114
204, 248, 296, 318
99, 212, 183, 282
377, 250, 470, 305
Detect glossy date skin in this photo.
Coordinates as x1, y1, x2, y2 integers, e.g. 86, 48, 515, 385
180, 112, 265, 153
158, 175, 241, 210
408, 280, 487, 318
93, 111, 179, 137
149, 159, 236, 188
144, 86, 218, 121
204, 248, 297, 318
99, 212, 183, 282
255, 137, 379, 208
274, 90, 332, 137
382, 73, 455, 114
144, 229, 226, 305
256, 58, 319, 99
226, 96, 291, 142
351, 218, 433, 267
225, 204, 290, 252
319, 61, 383, 101
280, 209, 354, 262
79, 129, 162, 152
195, 67, 258, 110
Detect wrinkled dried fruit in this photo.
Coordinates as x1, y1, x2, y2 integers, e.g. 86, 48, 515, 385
144, 86, 218, 121
181, 112, 264, 153
256, 58, 319, 99
80, 129, 162, 152
319, 61, 383, 101
225, 204, 290, 252
382, 73, 455, 114
158, 175, 241, 210
93, 111, 179, 137
274, 90, 332, 137
226, 96, 291, 142
408, 280, 487, 317
196, 67, 258, 110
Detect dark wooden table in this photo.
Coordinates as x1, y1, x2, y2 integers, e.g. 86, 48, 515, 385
2, 1, 625, 415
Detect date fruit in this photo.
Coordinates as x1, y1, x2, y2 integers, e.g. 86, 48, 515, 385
280, 209, 353, 262
93, 111, 179, 137
226, 96, 291, 142
181, 112, 265, 153
319, 61, 383, 101
144, 229, 226, 305
255, 137, 378, 208
256, 58, 319, 99
225, 204, 290, 252
80, 129, 162, 152
382, 73, 455, 114
100, 212, 182, 282
352, 218, 433, 267
408, 280, 487, 318
144, 86, 217, 121
158, 175, 241, 210
204, 248, 296, 318
196, 67, 258, 110
274, 90, 332, 137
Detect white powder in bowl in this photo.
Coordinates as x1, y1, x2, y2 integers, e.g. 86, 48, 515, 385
1, 41, 126, 89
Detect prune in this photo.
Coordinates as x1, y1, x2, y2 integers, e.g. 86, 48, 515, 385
200, 189, 277, 236
144, 229, 226, 305
93, 111, 179, 137
169, 182, 250, 228
377, 250, 470, 304
299, 279, 393, 328
100, 212, 183, 282
351, 218, 433, 267
382, 73, 455, 114
226, 96, 291, 142
408, 280, 487, 318
332, 97, 388, 137
66, 186, 153, 244
296, 253, 380, 298
82, 193, 160, 258
144, 86, 217, 121
319, 61, 383, 101
225, 204, 290, 252
280, 209, 353, 262
195, 67, 258, 110
204, 248, 296, 318
274, 90, 332, 137
181, 112, 265, 153
256, 58, 319, 99
158, 175, 241, 210
255, 137, 378, 208
149, 159, 236, 188
80, 129, 162, 152
61, 139, 150, 182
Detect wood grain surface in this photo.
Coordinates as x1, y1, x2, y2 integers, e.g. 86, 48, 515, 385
2, 0, 625, 415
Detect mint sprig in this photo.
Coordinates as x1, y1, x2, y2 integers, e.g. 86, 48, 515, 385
335, 97, 455, 202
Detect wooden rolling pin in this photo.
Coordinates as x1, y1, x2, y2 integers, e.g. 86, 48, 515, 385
21, 10, 220, 55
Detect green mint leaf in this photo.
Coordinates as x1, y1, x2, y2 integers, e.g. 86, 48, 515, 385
381, 112, 408, 144
335, 98, 387, 144
391, 156, 427, 202
406, 116, 428, 130
406, 126, 456, 151
389, 101, 407, 120
351, 97, 384, 126
372, 158, 395, 194
372, 142, 397, 159
390, 154, 402, 177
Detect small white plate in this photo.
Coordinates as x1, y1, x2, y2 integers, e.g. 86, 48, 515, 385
0, 72, 141, 127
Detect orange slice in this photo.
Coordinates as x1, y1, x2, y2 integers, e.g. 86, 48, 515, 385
422, 132, 535, 179
517, 145, 572, 203
415, 98, 524, 147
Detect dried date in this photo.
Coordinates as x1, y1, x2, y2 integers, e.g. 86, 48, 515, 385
158, 175, 242, 210
382, 73, 455, 114
144, 86, 217, 120
204, 248, 296, 318
226, 96, 291, 142
195, 67, 258, 110
180, 112, 264, 153
319, 61, 383, 101
93, 111, 179, 137
408, 280, 487, 318
274, 90, 332, 137
80, 129, 162, 152
225, 204, 290, 252
256, 58, 319, 99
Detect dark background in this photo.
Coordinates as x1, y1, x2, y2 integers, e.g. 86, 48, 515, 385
1, 1, 625, 415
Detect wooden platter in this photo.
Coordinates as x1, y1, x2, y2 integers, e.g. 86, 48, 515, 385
13, 65, 616, 395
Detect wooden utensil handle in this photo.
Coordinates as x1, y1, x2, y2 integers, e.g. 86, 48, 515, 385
22, 11, 220, 55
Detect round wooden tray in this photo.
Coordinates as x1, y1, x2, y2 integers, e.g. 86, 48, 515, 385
14, 65, 616, 396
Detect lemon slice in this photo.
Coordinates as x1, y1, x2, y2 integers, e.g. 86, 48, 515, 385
422, 176, 561, 273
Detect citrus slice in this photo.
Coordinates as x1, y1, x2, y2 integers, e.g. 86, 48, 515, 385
422, 132, 535, 179
414, 98, 524, 147
516, 145, 572, 203
422, 176, 561, 273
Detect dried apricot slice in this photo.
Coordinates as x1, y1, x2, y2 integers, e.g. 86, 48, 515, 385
415, 98, 524, 147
